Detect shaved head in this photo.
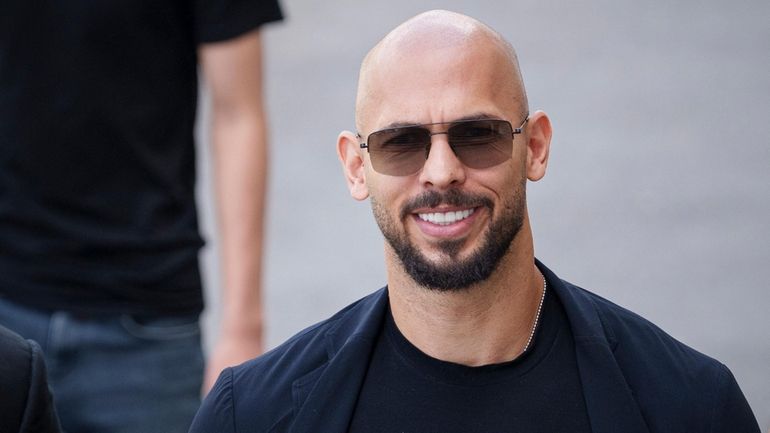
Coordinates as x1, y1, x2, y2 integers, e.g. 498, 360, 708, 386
355, 10, 528, 132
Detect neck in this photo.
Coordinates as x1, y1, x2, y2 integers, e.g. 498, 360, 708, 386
386, 228, 544, 366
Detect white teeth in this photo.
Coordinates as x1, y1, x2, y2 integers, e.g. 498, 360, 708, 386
417, 208, 475, 226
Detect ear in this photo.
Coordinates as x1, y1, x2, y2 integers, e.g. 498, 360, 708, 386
337, 130, 370, 201
524, 110, 552, 181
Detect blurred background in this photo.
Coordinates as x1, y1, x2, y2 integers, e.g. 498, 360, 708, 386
196, 0, 769, 428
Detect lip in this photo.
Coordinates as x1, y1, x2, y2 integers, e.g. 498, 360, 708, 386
411, 206, 481, 239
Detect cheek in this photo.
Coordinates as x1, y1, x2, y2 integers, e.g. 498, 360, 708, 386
470, 163, 527, 213
473, 160, 523, 193
366, 173, 414, 216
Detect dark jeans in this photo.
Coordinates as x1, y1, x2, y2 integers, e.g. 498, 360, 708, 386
0, 298, 204, 433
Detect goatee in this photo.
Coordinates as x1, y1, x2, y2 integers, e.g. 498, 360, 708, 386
372, 186, 525, 291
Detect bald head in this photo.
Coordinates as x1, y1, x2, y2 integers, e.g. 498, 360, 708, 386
356, 10, 528, 132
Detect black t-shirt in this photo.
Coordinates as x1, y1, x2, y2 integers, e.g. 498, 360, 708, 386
0, 0, 282, 314
348, 286, 592, 433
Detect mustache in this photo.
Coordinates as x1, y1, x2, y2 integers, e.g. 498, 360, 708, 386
400, 189, 493, 219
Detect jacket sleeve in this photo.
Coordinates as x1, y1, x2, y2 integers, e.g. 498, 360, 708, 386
189, 368, 236, 433
18, 339, 62, 433
711, 364, 760, 433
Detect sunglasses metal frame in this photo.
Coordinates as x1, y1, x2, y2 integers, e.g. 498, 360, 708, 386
357, 116, 529, 175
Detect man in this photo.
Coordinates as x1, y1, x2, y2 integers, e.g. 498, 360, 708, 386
0, 2, 281, 432
189, 10, 760, 433
0, 324, 61, 433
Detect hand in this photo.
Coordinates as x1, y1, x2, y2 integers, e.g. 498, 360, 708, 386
201, 328, 263, 396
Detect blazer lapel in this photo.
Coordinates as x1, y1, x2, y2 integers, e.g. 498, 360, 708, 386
288, 288, 389, 433
573, 336, 651, 433
541, 261, 651, 433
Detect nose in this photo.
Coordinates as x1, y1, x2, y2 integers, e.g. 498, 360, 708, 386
418, 133, 467, 188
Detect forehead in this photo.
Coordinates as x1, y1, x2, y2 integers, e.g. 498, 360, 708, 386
358, 37, 522, 133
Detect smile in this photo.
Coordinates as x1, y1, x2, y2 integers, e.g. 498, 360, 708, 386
417, 208, 475, 226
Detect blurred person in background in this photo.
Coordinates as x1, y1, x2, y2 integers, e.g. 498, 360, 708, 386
0, 1, 281, 432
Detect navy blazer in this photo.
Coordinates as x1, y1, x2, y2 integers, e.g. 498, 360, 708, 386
0, 325, 61, 433
190, 262, 759, 433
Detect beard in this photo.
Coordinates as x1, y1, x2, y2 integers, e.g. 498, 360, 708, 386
371, 183, 525, 291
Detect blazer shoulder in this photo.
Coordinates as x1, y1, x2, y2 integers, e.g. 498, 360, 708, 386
576, 285, 720, 371
565, 283, 759, 431
235, 288, 385, 389
193, 289, 387, 432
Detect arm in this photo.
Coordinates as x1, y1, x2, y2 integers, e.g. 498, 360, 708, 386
21, 340, 62, 433
711, 364, 761, 433
0, 324, 62, 433
199, 28, 268, 394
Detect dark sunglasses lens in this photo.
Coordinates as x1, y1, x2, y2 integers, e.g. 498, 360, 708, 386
449, 120, 513, 169
367, 127, 430, 176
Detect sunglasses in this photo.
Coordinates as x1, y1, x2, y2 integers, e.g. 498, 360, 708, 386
358, 117, 528, 176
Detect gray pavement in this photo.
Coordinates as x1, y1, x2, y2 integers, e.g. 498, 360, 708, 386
197, 0, 770, 428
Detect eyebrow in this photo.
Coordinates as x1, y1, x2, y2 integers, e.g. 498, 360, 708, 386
378, 112, 501, 130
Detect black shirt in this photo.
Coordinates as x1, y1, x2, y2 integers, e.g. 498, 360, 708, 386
0, 0, 282, 314
348, 287, 592, 433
